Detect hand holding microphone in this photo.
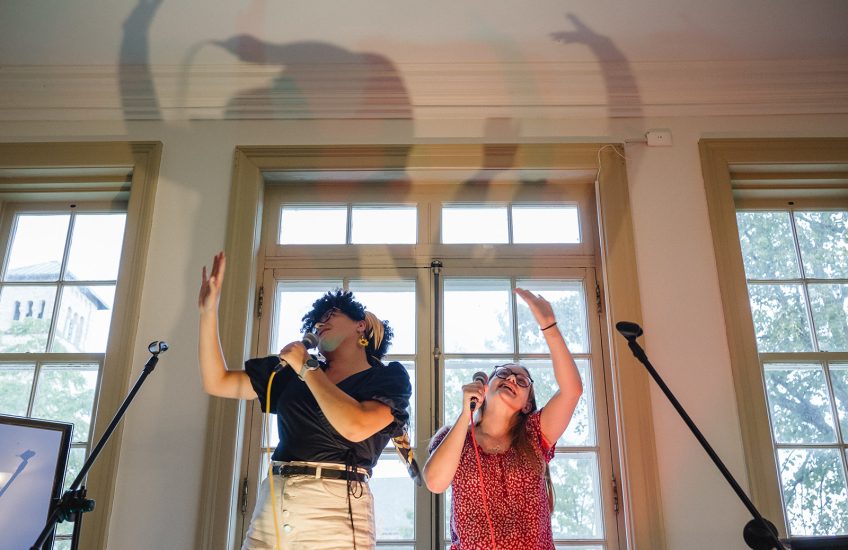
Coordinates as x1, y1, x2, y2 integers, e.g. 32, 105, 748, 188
462, 371, 489, 413
277, 333, 319, 373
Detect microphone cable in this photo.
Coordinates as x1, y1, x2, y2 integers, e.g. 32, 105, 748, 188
469, 419, 497, 549
263, 334, 318, 550
266, 370, 282, 550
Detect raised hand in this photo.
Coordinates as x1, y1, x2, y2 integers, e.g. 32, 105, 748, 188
199, 251, 226, 315
514, 287, 556, 329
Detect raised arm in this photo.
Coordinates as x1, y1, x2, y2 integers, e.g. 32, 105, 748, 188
198, 252, 255, 400
515, 287, 583, 444
421, 380, 487, 493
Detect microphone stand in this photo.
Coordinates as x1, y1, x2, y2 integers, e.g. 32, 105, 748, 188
615, 322, 786, 550
30, 341, 169, 550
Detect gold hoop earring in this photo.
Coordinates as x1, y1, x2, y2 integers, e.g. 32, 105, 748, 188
358, 336, 369, 347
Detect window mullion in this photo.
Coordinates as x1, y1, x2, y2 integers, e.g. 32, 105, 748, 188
507, 203, 514, 245
510, 277, 519, 362
346, 203, 353, 244
25, 359, 42, 416
787, 208, 821, 354
822, 360, 847, 447
45, 208, 76, 353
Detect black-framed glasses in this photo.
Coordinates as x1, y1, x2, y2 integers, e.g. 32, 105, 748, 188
316, 307, 341, 324
493, 365, 533, 388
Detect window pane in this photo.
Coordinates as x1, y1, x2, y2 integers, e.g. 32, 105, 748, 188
443, 279, 513, 353
748, 284, 814, 352
736, 211, 800, 280
832, 364, 848, 437
0, 286, 57, 353
52, 285, 116, 353
273, 280, 342, 352
550, 452, 604, 539
395, 361, 415, 442
0, 363, 35, 415
795, 211, 848, 279
443, 358, 511, 425
778, 448, 848, 536
349, 280, 416, 355
442, 206, 508, 244
266, 413, 280, 451
3, 214, 70, 282
351, 207, 416, 244
279, 206, 346, 244
764, 363, 837, 444
524, 359, 595, 447
808, 284, 848, 352
31, 365, 98, 443
516, 280, 587, 353
512, 205, 580, 244
65, 214, 126, 281
56, 520, 74, 537
63, 446, 86, 492
371, 454, 415, 541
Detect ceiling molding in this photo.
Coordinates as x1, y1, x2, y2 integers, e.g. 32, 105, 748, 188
1, 59, 847, 121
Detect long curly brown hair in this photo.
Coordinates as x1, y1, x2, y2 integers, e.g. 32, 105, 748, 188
475, 364, 555, 515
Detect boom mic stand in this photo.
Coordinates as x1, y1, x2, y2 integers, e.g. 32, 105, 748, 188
615, 322, 785, 550
31, 341, 169, 550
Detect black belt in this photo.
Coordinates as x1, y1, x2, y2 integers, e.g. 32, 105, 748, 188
272, 464, 369, 482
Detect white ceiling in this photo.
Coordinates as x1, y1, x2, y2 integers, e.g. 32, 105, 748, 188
1, 0, 847, 121
2, 0, 847, 65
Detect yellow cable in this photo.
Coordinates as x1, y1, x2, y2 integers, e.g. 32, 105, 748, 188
266, 370, 282, 550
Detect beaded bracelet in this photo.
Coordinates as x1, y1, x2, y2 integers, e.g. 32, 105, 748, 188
540, 321, 558, 331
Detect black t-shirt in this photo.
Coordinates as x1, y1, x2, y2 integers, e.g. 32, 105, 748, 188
244, 355, 411, 474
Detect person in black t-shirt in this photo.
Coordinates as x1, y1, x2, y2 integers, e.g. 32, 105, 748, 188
198, 251, 412, 550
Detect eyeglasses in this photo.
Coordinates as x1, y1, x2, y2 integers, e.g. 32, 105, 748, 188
316, 308, 341, 324
493, 365, 533, 388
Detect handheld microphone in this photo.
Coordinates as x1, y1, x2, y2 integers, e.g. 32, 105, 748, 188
469, 371, 489, 411
301, 332, 319, 349
276, 333, 319, 372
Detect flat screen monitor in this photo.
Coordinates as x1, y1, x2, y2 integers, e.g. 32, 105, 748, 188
0, 414, 73, 550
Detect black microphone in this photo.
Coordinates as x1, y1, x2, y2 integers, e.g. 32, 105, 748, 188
469, 371, 488, 411
615, 321, 643, 340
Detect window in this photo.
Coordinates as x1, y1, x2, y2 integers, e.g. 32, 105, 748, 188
736, 209, 848, 535
203, 144, 661, 550
702, 137, 848, 540
442, 277, 606, 544
279, 204, 418, 245
0, 205, 125, 547
242, 173, 619, 550
0, 141, 161, 550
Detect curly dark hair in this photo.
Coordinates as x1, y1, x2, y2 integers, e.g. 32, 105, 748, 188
300, 289, 393, 359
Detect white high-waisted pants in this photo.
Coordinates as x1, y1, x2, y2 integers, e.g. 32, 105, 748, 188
241, 462, 375, 550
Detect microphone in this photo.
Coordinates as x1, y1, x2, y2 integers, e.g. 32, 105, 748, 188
148, 341, 169, 355
276, 333, 319, 372
301, 332, 319, 349
615, 321, 643, 341
469, 371, 489, 411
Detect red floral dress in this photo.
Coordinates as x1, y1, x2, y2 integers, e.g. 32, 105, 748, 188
429, 410, 556, 550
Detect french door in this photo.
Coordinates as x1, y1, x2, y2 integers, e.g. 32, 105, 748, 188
239, 260, 619, 549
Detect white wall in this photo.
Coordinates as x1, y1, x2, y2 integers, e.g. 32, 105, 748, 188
3, 113, 847, 549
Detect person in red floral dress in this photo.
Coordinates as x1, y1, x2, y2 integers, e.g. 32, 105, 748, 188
423, 288, 584, 550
